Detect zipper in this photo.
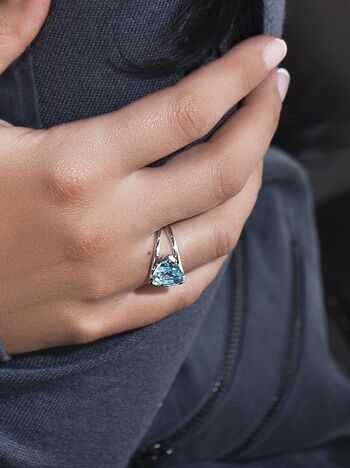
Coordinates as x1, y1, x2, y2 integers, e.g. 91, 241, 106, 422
224, 241, 304, 460
129, 243, 245, 467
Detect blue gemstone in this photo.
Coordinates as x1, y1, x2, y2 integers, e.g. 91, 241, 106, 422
151, 258, 185, 286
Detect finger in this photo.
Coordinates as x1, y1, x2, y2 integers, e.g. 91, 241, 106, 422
73, 254, 229, 344
141, 68, 289, 230
62, 35, 287, 174
169, 163, 262, 272
0, 0, 51, 74
4, 249, 229, 354
82, 163, 260, 298
0, 119, 12, 127
121, 164, 261, 290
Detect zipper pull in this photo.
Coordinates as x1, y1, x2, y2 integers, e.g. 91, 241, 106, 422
131, 441, 174, 467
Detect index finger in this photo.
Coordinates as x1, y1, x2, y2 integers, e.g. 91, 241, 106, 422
67, 35, 287, 173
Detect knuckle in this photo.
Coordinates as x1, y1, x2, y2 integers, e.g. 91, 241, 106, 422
170, 88, 209, 142
210, 157, 242, 203
213, 223, 238, 258
46, 162, 92, 205
64, 219, 114, 262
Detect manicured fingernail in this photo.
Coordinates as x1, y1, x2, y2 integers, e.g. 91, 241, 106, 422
263, 38, 287, 70
276, 68, 290, 101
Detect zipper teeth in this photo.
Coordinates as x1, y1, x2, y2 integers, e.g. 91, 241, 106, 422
228, 241, 303, 459
130, 244, 245, 467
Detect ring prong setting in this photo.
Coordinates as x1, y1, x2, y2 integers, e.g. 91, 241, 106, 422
149, 227, 185, 287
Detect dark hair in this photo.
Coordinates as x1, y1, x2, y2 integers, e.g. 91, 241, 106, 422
129, 0, 265, 76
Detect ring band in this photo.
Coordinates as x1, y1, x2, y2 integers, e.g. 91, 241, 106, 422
149, 225, 185, 287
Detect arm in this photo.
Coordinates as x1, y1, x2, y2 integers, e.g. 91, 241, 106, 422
0, 2, 288, 466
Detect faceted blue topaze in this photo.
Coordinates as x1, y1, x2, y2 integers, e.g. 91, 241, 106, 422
151, 258, 185, 286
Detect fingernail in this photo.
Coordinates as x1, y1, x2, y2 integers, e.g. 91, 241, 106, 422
263, 38, 287, 70
276, 68, 290, 101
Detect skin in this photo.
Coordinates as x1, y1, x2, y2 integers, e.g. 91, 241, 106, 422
0, 0, 289, 355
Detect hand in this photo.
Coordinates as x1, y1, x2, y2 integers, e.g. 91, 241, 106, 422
0, 0, 289, 355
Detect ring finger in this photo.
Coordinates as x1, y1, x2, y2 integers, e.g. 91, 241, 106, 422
171, 163, 263, 272
124, 163, 262, 290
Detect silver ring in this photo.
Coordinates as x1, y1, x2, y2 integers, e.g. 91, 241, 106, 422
149, 225, 185, 287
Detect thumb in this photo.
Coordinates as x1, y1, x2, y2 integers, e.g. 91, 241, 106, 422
0, 0, 51, 74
